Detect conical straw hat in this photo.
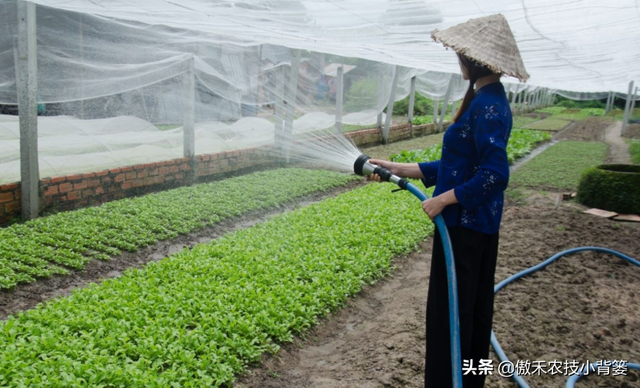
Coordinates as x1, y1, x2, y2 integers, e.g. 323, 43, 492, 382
431, 14, 529, 82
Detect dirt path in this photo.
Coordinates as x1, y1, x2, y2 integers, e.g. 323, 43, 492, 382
236, 196, 640, 388
0, 180, 365, 320
604, 121, 632, 164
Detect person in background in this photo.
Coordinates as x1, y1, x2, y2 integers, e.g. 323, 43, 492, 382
367, 14, 529, 388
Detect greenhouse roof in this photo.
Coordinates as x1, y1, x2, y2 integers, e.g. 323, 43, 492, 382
23, 0, 640, 94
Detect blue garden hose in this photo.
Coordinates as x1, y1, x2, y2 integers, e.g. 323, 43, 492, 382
353, 154, 463, 387
490, 247, 640, 388
405, 181, 464, 388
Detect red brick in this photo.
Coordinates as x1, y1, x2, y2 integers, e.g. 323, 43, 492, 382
169, 166, 179, 173
5, 201, 20, 213
74, 181, 88, 191
125, 172, 136, 180
87, 179, 100, 188
153, 176, 164, 184
159, 167, 170, 175
149, 168, 159, 177
120, 166, 133, 172
114, 174, 125, 183
82, 189, 94, 197
14, 189, 20, 200
121, 182, 132, 190
41, 178, 52, 184
44, 185, 59, 196
0, 182, 19, 191
67, 191, 81, 201
59, 183, 73, 193
50, 176, 67, 184
144, 177, 155, 186
109, 168, 122, 174
175, 173, 184, 180
132, 179, 145, 188
95, 170, 108, 177
102, 177, 113, 185
137, 171, 148, 179
133, 164, 147, 171
0, 192, 14, 204
95, 187, 105, 195
81, 172, 96, 179
67, 174, 83, 181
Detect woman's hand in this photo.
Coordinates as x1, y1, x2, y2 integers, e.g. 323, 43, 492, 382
422, 189, 459, 220
422, 196, 447, 220
366, 159, 398, 182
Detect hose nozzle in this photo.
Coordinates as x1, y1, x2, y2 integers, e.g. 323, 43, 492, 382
353, 154, 408, 189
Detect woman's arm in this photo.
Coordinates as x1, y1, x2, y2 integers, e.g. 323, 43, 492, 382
367, 159, 426, 179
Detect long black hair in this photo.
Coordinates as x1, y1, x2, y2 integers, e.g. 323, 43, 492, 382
453, 53, 496, 122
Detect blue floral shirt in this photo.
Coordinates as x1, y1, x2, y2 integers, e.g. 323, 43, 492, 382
418, 82, 512, 235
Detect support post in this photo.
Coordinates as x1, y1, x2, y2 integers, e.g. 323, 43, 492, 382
439, 75, 454, 131
335, 64, 344, 132
274, 65, 285, 135
605, 92, 613, 114
632, 87, 638, 117
16, 1, 40, 220
408, 76, 416, 125
433, 97, 439, 125
182, 57, 196, 182
451, 100, 458, 118
382, 65, 399, 143
376, 74, 384, 129
283, 49, 301, 162
622, 80, 634, 136
510, 88, 517, 105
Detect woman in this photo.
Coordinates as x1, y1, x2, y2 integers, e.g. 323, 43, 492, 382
368, 14, 529, 388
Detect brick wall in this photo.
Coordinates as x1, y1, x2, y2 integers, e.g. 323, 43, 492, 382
0, 123, 446, 224
0, 183, 21, 224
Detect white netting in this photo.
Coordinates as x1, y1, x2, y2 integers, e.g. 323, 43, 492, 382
0, 0, 638, 184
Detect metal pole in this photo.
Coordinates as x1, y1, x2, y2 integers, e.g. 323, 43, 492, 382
383, 65, 399, 143
439, 75, 453, 131
433, 97, 439, 124
632, 87, 638, 117
408, 76, 416, 125
182, 57, 196, 180
274, 65, 285, 137
16, 1, 40, 220
606, 92, 613, 114
510, 88, 517, 105
283, 49, 301, 162
451, 100, 458, 118
376, 74, 384, 129
335, 64, 344, 132
622, 80, 634, 136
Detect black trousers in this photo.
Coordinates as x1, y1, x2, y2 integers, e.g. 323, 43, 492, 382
425, 226, 499, 388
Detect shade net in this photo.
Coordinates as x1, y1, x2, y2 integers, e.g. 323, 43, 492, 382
0, 0, 638, 183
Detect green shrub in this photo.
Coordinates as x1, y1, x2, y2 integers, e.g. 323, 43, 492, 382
392, 93, 434, 116
577, 164, 640, 214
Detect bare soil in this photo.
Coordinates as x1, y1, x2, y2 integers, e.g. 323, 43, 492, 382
554, 117, 609, 142
0, 180, 366, 320
624, 124, 640, 139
